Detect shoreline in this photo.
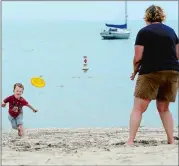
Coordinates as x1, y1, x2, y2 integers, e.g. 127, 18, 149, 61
2, 127, 178, 165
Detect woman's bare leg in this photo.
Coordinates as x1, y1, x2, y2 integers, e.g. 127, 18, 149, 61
156, 100, 174, 144
127, 97, 150, 145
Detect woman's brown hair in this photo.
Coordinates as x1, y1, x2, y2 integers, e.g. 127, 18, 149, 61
144, 5, 166, 23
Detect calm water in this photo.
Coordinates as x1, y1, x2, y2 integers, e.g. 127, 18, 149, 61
2, 20, 178, 129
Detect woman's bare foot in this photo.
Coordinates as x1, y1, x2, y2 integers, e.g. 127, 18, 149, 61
168, 138, 175, 144
127, 140, 134, 145
124, 142, 135, 147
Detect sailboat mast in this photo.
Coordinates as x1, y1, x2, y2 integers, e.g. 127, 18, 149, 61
125, 1, 128, 26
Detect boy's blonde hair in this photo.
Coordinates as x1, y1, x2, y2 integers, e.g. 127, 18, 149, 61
13, 83, 24, 90
144, 5, 166, 23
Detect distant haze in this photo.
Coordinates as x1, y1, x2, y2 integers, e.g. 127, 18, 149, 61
2, 1, 178, 21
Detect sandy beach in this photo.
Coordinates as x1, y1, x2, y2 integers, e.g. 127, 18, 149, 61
2, 127, 178, 165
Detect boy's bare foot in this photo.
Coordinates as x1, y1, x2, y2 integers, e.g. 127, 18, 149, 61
17, 125, 24, 137
18, 128, 22, 136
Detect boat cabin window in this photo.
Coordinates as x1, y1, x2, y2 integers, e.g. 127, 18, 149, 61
109, 28, 117, 32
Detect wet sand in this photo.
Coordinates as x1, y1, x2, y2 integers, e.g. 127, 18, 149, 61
2, 127, 178, 165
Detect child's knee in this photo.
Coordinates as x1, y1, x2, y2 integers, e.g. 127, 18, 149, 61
16, 116, 23, 127
12, 124, 18, 129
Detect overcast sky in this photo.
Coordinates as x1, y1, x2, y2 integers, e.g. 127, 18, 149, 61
2, 1, 178, 21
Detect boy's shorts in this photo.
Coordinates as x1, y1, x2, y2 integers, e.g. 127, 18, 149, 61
8, 113, 23, 130
134, 70, 179, 102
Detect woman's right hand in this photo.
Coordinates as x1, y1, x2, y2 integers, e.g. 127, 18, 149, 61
130, 72, 137, 80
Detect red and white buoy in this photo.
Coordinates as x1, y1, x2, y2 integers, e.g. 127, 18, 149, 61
84, 56, 88, 63
82, 56, 89, 72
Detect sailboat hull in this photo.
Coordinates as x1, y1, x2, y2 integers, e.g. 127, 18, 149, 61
100, 31, 130, 39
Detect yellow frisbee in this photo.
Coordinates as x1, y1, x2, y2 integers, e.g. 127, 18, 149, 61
31, 76, 45, 88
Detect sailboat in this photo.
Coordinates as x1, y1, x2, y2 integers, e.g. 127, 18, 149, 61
100, 1, 130, 39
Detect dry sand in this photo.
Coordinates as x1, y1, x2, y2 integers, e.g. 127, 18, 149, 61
2, 127, 179, 165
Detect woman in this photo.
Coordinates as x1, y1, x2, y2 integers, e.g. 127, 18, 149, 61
128, 5, 179, 145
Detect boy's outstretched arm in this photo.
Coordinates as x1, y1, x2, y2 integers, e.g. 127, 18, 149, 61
26, 104, 38, 113
1, 102, 6, 107
1, 96, 11, 107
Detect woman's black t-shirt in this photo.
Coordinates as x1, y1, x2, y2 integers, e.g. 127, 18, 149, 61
135, 23, 179, 75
